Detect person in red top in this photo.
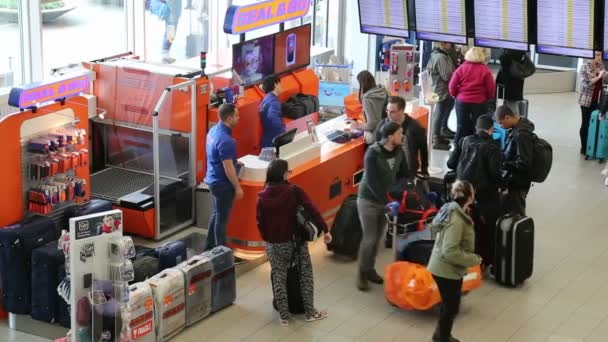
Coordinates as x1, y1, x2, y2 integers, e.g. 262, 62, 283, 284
578, 50, 608, 155
256, 159, 332, 327
449, 47, 496, 146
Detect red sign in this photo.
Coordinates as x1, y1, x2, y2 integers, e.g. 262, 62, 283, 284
224, 0, 311, 34
132, 321, 153, 340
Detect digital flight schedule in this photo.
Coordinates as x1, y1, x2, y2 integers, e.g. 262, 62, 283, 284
474, 0, 529, 51
536, 0, 594, 58
414, 0, 467, 44
358, 0, 409, 38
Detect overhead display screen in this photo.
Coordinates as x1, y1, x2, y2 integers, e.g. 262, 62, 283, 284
604, 0, 608, 59
414, 0, 467, 44
536, 0, 594, 58
473, 0, 529, 51
358, 0, 410, 38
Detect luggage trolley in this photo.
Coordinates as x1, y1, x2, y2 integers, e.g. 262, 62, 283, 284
385, 202, 436, 262
313, 58, 354, 121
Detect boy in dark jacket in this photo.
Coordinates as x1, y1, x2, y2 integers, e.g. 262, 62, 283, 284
495, 105, 535, 216
357, 122, 408, 291
447, 114, 501, 267
374, 96, 429, 177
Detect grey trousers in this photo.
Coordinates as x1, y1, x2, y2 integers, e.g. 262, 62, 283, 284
357, 198, 387, 273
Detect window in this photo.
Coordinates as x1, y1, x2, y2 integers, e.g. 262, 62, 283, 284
0, 1, 22, 89
42, 0, 128, 75
312, 0, 328, 47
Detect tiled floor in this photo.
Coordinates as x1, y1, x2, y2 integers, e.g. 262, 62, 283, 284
5, 92, 608, 341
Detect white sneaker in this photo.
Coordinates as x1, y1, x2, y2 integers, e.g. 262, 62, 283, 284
604, 177, 608, 187
601, 167, 608, 176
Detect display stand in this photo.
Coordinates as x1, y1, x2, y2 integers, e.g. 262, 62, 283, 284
419, 70, 442, 175
68, 209, 134, 342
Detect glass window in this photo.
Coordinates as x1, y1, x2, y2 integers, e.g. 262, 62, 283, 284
0, 1, 21, 89
42, 0, 127, 75
327, 0, 340, 51
313, 0, 328, 47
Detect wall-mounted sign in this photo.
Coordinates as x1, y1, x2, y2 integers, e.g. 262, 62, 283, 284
224, 0, 311, 34
8, 73, 90, 108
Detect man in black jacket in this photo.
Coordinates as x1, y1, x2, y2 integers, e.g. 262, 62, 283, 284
374, 96, 429, 177
447, 114, 502, 268
495, 105, 535, 216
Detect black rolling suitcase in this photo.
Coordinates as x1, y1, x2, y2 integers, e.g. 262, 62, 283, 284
31, 242, 65, 324
63, 199, 113, 229
0, 216, 57, 314
495, 214, 534, 286
326, 195, 362, 258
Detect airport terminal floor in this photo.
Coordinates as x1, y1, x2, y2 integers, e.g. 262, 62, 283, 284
4, 92, 608, 342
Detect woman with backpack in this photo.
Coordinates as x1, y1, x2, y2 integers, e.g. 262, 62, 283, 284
427, 180, 481, 342
256, 159, 331, 326
350, 70, 389, 144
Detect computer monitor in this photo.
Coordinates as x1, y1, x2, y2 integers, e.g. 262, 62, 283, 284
274, 24, 312, 75
536, 0, 594, 58
414, 0, 467, 44
358, 0, 410, 38
232, 35, 275, 87
473, 0, 529, 51
271, 128, 298, 157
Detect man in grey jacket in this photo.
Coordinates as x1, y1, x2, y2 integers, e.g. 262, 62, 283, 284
427, 42, 456, 150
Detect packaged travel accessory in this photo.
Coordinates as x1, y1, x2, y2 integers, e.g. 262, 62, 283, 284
109, 260, 135, 282
110, 237, 136, 259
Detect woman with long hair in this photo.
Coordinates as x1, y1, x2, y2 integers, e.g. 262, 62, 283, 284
256, 159, 332, 326
578, 50, 608, 155
427, 180, 481, 342
351, 70, 389, 144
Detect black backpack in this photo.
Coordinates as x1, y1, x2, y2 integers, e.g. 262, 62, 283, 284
530, 134, 553, 183
281, 94, 319, 119
326, 195, 362, 257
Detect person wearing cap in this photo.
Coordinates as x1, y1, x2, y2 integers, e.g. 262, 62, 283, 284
447, 114, 501, 269
356, 121, 408, 291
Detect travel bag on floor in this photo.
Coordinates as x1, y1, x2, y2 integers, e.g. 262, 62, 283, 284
494, 214, 534, 286
127, 282, 156, 342
56, 263, 70, 328
63, 199, 113, 230
201, 246, 236, 312
0, 216, 57, 314
148, 269, 186, 342
156, 241, 187, 271
326, 195, 362, 257
31, 241, 65, 324
400, 240, 434, 266
586, 110, 608, 161
133, 255, 160, 284
175, 255, 213, 326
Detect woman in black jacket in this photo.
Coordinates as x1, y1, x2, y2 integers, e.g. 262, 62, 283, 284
496, 50, 526, 116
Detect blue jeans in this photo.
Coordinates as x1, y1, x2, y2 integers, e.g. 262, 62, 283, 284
206, 183, 235, 250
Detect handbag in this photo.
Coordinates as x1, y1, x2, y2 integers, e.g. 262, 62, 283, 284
509, 54, 535, 80
293, 186, 322, 242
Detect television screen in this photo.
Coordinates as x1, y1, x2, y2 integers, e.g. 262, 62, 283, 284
274, 24, 312, 75
473, 0, 529, 51
536, 0, 594, 58
318, 81, 351, 108
414, 0, 467, 44
232, 35, 275, 86
358, 0, 410, 38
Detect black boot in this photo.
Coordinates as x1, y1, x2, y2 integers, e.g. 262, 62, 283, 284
433, 137, 450, 151
441, 128, 456, 139
366, 270, 384, 284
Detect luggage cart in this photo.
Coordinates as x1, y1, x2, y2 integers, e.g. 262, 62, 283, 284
385, 203, 436, 261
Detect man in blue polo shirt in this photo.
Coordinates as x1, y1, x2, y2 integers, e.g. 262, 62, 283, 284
260, 75, 286, 148
205, 103, 244, 254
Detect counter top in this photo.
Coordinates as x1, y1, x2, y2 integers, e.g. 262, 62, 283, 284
237, 114, 363, 183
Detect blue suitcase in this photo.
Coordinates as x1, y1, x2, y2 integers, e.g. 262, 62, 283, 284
201, 246, 236, 312
0, 216, 57, 314
156, 241, 187, 271
586, 110, 608, 161
31, 242, 65, 324
63, 199, 113, 230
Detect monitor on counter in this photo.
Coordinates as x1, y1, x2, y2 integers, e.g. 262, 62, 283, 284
274, 24, 312, 75
536, 0, 594, 58
473, 0, 529, 51
232, 34, 275, 87
358, 0, 410, 38
414, 0, 467, 44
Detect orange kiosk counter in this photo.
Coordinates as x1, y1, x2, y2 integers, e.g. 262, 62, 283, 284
226, 115, 365, 254
208, 68, 320, 158
86, 59, 210, 239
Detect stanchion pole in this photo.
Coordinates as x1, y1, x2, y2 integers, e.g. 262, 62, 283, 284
426, 100, 443, 175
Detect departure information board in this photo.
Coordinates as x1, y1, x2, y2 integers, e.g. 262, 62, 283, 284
536, 0, 594, 58
358, 0, 409, 38
474, 0, 529, 51
414, 0, 467, 44
604, 0, 608, 59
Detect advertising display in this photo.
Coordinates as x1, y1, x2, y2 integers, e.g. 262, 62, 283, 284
414, 0, 467, 44
358, 0, 409, 38
536, 0, 594, 58
473, 0, 529, 51
232, 35, 275, 86
224, 0, 311, 34
274, 24, 311, 74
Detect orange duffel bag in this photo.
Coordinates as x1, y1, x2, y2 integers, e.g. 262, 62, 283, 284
384, 262, 482, 311
344, 93, 362, 120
